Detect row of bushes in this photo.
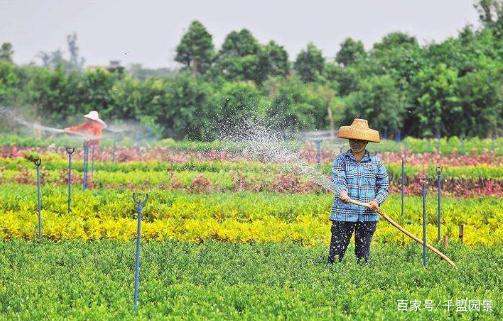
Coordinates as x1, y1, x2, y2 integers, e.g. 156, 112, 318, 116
1, 185, 501, 244
1, 134, 502, 155
2, 156, 502, 180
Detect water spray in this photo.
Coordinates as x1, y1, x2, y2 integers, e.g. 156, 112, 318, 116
223, 123, 343, 191
224, 122, 456, 267
0, 106, 65, 134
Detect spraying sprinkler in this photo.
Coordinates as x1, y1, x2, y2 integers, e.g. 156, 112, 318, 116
65, 147, 75, 212
421, 183, 428, 267
105, 125, 136, 163
344, 197, 456, 267
436, 165, 442, 242
314, 139, 321, 166
132, 192, 149, 313
401, 155, 405, 218
82, 143, 89, 190
90, 145, 95, 185
32, 157, 43, 238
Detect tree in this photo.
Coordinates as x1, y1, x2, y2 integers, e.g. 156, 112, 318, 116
77, 67, 119, 117
455, 64, 503, 137
175, 20, 214, 75
37, 49, 67, 69
153, 73, 213, 139
0, 43, 14, 63
24, 65, 82, 125
474, 0, 503, 37
344, 75, 406, 138
212, 29, 262, 83
0, 61, 20, 106
36, 34, 85, 72
367, 40, 424, 84
373, 32, 418, 51
219, 29, 260, 57
66, 33, 85, 71
312, 84, 338, 135
335, 38, 365, 66
475, 0, 502, 25
248, 41, 290, 85
294, 43, 325, 83
262, 41, 290, 77
409, 64, 459, 137
324, 63, 359, 96
107, 74, 145, 120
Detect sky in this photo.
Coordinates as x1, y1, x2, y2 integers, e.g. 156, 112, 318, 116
0, 0, 481, 68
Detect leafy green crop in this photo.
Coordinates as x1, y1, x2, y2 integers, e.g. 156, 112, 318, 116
1, 134, 502, 155
2, 156, 502, 180
0, 240, 501, 320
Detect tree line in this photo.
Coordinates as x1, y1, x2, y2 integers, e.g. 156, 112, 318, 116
0, 0, 501, 140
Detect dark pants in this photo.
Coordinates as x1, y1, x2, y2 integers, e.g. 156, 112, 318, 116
328, 220, 377, 264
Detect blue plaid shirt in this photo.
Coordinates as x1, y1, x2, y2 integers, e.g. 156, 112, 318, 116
330, 149, 389, 222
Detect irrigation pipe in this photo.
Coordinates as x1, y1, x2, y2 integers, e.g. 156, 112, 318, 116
346, 198, 456, 267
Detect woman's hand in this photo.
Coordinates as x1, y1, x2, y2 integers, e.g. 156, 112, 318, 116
339, 190, 350, 203
369, 200, 379, 211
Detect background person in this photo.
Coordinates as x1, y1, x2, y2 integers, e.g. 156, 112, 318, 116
64, 110, 107, 146
65, 111, 107, 188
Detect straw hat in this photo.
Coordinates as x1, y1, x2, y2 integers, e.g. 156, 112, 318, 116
337, 118, 380, 143
84, 111, 107, 128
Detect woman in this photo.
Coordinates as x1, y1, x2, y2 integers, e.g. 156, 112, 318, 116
64, 111, 107, 188
64, 110, 107, 146
328, 118, 389, 264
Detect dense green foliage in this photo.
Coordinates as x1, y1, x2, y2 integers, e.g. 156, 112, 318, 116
1, 134, 502, 155
1, 2, 502, 140
0, 240, 501, 320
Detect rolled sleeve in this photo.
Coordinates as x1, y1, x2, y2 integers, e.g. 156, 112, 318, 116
374, 159, 389, 205
331, 157, 347, 195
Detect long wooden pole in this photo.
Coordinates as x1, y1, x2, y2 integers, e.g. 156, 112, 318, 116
347, 198, 456, 267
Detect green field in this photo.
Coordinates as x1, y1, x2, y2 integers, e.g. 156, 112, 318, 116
1, 144, 502, 320
0, 240, 501, 321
